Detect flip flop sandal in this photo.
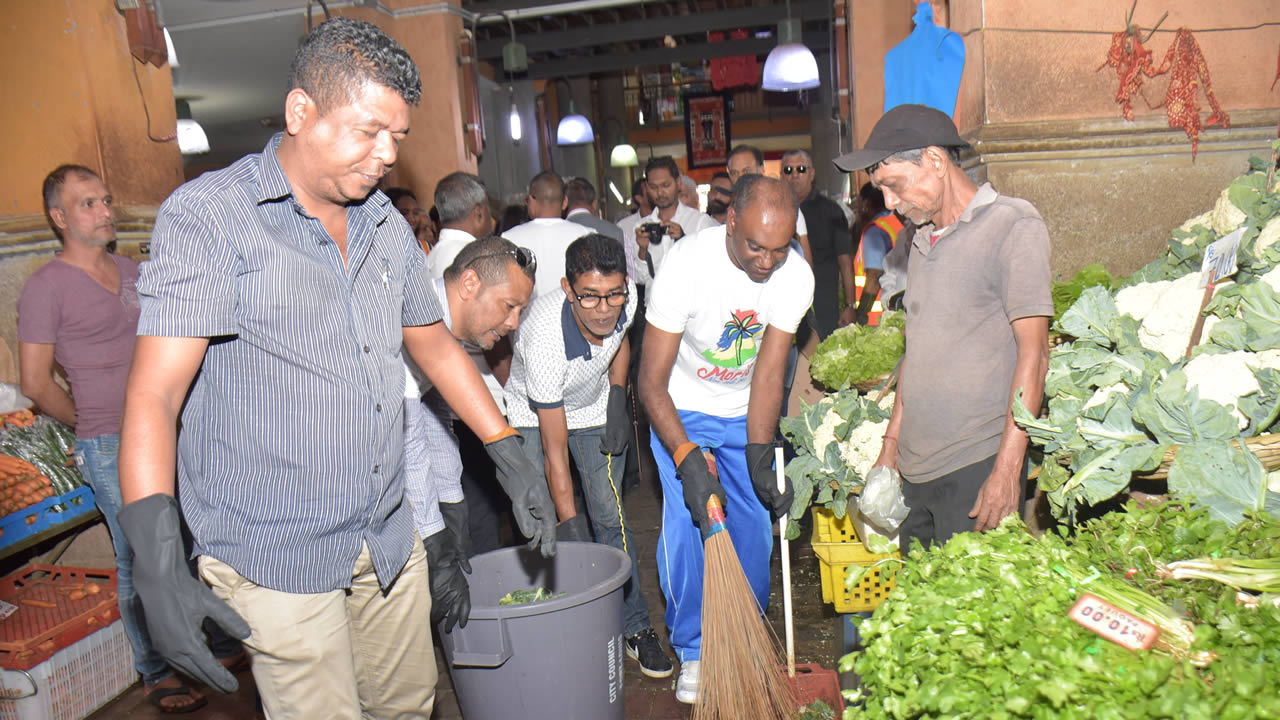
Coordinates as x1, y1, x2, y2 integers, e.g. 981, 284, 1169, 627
145, 683, 209, 714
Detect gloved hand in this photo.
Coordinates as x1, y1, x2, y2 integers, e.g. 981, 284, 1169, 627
675, 444, 726, 536
746, 442, 793, 520
555, 513, 592, 542
599, 385, 631, 456
484, 429, 557, 557
438, 499, 472, 573
117, 494, 252, 694
424, 529, 471, 633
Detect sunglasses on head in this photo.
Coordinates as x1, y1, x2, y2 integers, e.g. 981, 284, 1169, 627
465, 247, 537, 273
782, 165, 809, 175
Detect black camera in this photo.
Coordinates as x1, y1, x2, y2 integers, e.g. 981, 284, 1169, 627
641, 222, 665, 245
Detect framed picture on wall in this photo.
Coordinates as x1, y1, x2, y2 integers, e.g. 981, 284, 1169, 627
683, 93, 731, 169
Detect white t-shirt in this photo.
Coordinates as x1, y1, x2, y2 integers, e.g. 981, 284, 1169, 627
646, 225, 815, 418
425, 228, 477, 279
795, 209, 808, 237
501, 218, 590, 298
626, 204, 719, 287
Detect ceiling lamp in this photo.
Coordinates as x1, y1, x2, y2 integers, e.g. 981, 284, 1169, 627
762, 7, 820, 92
610, 143, 638, 168
175, 99, 209, 154
553, 78, 594, 146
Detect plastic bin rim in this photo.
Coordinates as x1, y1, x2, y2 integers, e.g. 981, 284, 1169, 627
462, 542, 633, 621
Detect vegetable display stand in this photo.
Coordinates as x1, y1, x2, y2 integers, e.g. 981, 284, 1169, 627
811, 509, 898, 613
0, 566, 119, 671
0, 488, 98, 559
439, 542, 631, 720
0, 619, 134, 720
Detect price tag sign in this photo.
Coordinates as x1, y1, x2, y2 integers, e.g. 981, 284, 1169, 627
1069, 594, 1159, 651
0, 600, 17, 621
1199, 227, 1244, 288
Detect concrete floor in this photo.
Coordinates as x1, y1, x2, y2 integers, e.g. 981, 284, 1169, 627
60, 354, 848, 719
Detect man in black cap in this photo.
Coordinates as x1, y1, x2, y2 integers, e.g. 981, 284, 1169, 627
833, 104, 1051, 549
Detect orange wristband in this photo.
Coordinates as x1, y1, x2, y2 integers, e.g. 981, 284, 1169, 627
672, 442, 700, 467
483, 427, 521, 445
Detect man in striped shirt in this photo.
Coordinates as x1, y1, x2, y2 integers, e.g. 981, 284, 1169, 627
115, 18, 554, 718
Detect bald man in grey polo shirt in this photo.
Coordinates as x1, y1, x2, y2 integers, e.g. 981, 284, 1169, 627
834, 104, 1051, 550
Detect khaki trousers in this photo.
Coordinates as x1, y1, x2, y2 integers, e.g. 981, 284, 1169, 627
199, 541, 436, 720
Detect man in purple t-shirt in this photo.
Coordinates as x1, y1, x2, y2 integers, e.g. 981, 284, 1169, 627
17, 165, 240, 712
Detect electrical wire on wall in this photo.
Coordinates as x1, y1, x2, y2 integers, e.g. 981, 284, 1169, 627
130, 57, 176, 145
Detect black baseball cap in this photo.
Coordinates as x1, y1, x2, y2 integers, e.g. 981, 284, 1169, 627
833, 104, 969, 173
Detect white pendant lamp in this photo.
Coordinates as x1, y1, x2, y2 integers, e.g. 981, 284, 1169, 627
609, 142, 639, 168
553, 78, 594, 146
762, 14, 820, 92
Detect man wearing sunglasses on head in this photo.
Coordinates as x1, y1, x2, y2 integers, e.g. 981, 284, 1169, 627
781, 149, 858, 338
504, 234, 675, 678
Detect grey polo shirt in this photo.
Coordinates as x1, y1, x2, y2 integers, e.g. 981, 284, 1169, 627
137, 133, 443, 593
898, 183, 1052, 483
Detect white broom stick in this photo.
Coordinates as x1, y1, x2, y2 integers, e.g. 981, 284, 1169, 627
775, 446, 795, 677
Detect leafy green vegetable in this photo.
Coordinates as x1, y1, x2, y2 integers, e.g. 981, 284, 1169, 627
497, 587, 565, 606
808, 315, 905, 390
1052, 264, 1120, 325
795, 698, 836, 720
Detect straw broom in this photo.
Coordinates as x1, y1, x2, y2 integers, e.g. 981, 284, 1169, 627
694, 489, 798, 719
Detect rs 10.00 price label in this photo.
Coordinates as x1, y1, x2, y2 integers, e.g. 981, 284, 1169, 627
1068, 594, 1159, 651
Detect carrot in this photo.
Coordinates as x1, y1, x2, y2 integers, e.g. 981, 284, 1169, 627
68, 590, 86, 601
23, 599, 56, 609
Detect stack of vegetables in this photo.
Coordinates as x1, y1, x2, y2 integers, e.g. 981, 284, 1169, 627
842, 501, 1280, 719
808, 313, 906, 391
1018, 155, 1280, 525
0, 414, 84, 515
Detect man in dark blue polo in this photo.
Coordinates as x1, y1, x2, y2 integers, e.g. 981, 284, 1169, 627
115, 18, 554, 718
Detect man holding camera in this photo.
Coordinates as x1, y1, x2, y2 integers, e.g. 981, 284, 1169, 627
628, 156, 717, 292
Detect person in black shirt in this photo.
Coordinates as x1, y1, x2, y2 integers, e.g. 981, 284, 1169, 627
781, 149, 856, 338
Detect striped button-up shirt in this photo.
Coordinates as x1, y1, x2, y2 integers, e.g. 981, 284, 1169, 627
137, 134, 443, 593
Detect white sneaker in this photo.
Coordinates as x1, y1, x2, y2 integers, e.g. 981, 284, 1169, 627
674, 660, 700, 704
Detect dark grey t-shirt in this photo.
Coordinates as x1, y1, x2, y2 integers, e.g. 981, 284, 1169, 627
898, 184, 1052, 482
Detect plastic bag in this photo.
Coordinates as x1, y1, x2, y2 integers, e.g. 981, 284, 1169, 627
858, 465, 909, 532
0, 383, 31, 415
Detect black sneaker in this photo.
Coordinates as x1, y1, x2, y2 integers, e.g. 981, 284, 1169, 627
624, 627, 674, 678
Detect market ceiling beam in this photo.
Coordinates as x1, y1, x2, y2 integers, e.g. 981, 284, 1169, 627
476, 0, 829, 60
522, 30, 829, 79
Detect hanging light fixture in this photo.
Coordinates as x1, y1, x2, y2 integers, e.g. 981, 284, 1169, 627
509, 97, 523, 142
762, 0, 820, 92
552, 77, 594, 145
175, 99, 209, 155
602, 117, 637, 167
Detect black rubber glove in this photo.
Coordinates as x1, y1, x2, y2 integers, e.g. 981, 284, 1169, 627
555, 513, 592, 542
117, 494, 252, 694
676, 449, 727, 536
599, 385, 631, 456
438, 499, 472, 572
746, 442, 793, 520
423, 529, 471, 633
485, 432, 557, 557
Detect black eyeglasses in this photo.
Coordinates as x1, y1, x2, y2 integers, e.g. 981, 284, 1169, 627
782, 165, 809, 175
465, 247, 537, 273
573, 290, 628, 309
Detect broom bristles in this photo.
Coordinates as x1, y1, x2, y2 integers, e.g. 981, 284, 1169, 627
694, 496, 798, 720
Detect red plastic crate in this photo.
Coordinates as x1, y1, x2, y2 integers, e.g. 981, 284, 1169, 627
787, 663, 845, 714
0, 566, 118, 671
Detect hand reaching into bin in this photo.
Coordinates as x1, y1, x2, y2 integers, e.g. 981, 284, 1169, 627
484, 428, 557, 557
117, 494, 251, 693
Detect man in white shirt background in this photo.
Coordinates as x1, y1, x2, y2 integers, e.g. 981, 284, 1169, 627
425, 172, 494, 278
502, 171, 591, 298
628, 156, 718, 291
565, 176, 636, 279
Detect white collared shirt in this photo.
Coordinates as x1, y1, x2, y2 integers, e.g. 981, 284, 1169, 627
626, 203, 718, 288
501, 218, 592, 298
425, 227, 477, 279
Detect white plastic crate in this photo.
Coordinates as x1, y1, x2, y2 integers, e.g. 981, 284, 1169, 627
0, 619, 135, 720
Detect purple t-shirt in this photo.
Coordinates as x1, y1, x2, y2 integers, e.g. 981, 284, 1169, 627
17, 255, 140, 439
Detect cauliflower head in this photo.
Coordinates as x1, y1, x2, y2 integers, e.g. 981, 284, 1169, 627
1117, 273, 1220, 362
1211, 186, 1248, 237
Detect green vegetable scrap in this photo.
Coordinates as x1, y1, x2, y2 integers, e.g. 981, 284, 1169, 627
808, 313, 905, 391
841, 502, 1280, 719
795, 698, 836, 720
497, 587, 565, 606
1052, 264, 1120, 325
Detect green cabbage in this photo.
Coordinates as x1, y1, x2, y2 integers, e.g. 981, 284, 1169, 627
808, 313, 905, 390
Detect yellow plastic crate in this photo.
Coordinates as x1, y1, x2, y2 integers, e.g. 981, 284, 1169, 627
810, 508, 899, 613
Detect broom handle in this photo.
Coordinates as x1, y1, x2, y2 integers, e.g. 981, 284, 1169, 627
775, 446, 795, 677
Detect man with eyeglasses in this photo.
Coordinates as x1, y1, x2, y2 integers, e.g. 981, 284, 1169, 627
503, 171, 591, 298
402, 237, 542, 635
503, 233, 675, 678
781, 149, 858, 339
638, 175, 814, 703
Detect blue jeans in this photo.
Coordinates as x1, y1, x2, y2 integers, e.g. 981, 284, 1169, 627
75, 434, 170, 685
651, 411, 773, 662
517, 425, 652, 637
76, 435, 241, 686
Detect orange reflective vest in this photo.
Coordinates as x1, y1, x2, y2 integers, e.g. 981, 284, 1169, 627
854, 213, 903, 325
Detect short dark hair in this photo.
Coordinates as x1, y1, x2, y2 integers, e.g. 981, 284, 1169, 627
728, 145, 764, 168
42, 164, 100, 241
565, 177, 596, 209
528, 171, 565, 206
645, 156, 680, 181
434, 172, 487, 224
288, 17, 421, 115
631, 179, 647, 198
732, 174, 797, 221
565, 233, 627, 286
711, 171, 731, 183
858, 182, 886, 218
385, 187, 416, 205
445, 236, 535, 285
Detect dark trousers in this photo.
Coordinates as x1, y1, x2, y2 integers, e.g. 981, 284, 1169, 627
454, 420, 509, 556
898, 454, 1029, 552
